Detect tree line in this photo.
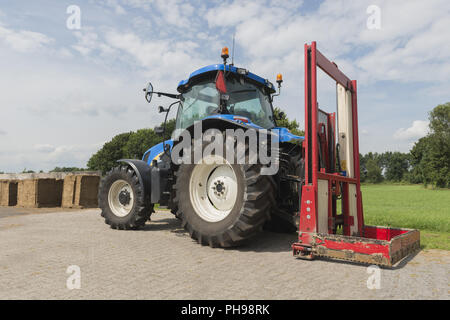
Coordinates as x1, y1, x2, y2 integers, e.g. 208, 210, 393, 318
82, 103, 449, 188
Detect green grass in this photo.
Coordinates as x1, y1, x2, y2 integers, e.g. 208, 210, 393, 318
361, 184, 450, 250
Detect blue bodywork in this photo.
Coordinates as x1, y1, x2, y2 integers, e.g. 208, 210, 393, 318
143, 65, 304, 165
143, 140, 174, 165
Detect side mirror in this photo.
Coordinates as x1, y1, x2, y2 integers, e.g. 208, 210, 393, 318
158, 106, 167, 113
154, 126, 164, 135
144, 82, 153, 103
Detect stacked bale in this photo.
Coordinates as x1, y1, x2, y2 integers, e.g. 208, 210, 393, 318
17, 178, 63, 208
62, 175, 100, 208
0, 173, 100, 209
0, 180, 18, 206
62, 175, 77, 207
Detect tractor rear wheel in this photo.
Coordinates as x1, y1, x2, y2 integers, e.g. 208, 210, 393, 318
98, 165, 153, 229
173, 142, 275, 247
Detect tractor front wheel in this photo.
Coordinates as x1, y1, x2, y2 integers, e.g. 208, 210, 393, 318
98, 165, 153, 229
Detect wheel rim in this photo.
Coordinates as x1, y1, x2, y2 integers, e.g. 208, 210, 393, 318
189, 155, 238, 222
108, 179, 134, 217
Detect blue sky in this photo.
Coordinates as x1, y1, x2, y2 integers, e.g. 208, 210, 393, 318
0, 0, 449, 172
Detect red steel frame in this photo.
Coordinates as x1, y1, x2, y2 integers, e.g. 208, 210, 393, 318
299, 41, 364, 239
292, 42, 420, 265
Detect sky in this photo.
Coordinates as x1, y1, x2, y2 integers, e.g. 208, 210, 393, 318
0, 0, 449, 172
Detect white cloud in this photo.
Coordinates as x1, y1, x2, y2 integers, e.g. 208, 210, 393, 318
115, 4, 126, 15
34, 144, 56, 153
71, 30, 117, 57
120, 0, 200, 29
394, 120, 429, 141
2, 143, 104, 172
0, 25, 53, 52
206, 1, 262, 27
100, 0, 127, 15
72, 31, 100, 56
104, 30, 210, 86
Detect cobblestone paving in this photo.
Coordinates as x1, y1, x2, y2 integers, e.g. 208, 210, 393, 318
0, 208, 448, 299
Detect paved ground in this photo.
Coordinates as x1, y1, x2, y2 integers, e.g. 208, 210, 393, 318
0, 207, 448, 300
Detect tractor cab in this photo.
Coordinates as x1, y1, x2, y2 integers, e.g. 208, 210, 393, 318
174, 64, 277, 133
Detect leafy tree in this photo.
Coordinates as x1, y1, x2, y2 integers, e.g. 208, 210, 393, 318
87, 132, 134, 174
425, 103, 450, 187
365, 158, 383, 183
359, 153, 367, 182
124, 119, 176, 159
360, 152, 384, 182
360, 151, 411, 183
273, 107, 304, 136
124, 128, 161, 159
429, 103, 450, 135
384, 152, 409, 182
407, 103, 449, 188
407, 136, 429, 184
87, 119, 176, 174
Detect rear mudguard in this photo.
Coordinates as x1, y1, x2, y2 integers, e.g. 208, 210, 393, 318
117, 159, 169, 204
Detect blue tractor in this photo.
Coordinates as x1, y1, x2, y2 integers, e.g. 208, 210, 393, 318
98, 47, 304, 247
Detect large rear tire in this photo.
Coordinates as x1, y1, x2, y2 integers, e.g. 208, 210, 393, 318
98, 165, 153, 229
173, 142, 275, 247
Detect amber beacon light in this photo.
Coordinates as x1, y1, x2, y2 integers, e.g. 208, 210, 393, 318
276, 73, 283, 85
221, 47, 229, 60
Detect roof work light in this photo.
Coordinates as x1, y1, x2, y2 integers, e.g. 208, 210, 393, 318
276, 74, 283, 85
221, 47, 229, 60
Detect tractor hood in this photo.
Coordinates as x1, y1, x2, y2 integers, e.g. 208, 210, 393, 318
177, 64, 276, 94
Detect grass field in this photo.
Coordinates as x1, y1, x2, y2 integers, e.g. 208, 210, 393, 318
361, 184, 450, 250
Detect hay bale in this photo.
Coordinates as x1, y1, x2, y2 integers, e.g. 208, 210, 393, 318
62, 175, 100, 208
0, 180, 7, 206
78, 175, 100, 208
0, 180, 18, 206
9, 181, 18, 206
55, 179, 64, 206
17, 178, 63, 207
17, 180, 36, 207
61, 175, 77, 208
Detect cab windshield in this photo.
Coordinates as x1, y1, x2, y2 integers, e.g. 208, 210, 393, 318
175, 77, 275, 131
